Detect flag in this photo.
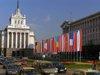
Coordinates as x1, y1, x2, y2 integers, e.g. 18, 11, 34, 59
37, 41, 39, 53
35, 42, 37, 53
48, 39, 50, 52
56, 36, 59, 52
50, 38, 51, 52
69, 33, 74, 52
80, 30, 82, 51
55, 37, 57, 52
44, 40, 47, 53
40, 41, 41, 53
64, 34, 67, 52
51, 37, 54, 52
77, 30, 80, 51
42, 40, 43, 53
62, 35, 63, 52
67, 34, 69, 52
74, 31, 77, 52
59, 35, 62, 52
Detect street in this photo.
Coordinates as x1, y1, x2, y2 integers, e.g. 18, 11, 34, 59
0, 65, 87, 75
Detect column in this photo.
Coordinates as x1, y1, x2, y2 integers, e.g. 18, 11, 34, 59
24, 33, 26, 48
11, 32, 13, 48
7, 32, 9, 48
15, 32, 17, 48
20, 32, 22, 48
27, 33, 29, 48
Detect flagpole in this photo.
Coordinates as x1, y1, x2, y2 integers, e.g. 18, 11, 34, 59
71, 51, 72, 62
80, 50, 81, 62
74, 51, 75, 62
68, 52, 69, 62
77, 51, 78, 62
66, 52, 67, 61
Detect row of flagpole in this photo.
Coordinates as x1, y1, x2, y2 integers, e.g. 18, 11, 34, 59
34, 30, 82, 62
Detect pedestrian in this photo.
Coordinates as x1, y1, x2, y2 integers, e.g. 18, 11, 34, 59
93, 60, 97, 70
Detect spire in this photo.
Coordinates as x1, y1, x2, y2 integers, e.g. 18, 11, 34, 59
16, 0, 20, 15
17, 0, 19, 8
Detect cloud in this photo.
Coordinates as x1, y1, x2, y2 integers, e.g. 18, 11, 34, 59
27, 23, 39, 30
44, 15, 51, 22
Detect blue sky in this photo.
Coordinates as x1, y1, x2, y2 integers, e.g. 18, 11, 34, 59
0, 0, 100, 41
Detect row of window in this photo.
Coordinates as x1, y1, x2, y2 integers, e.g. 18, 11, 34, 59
82, 39, 100, 46
83, 33, 100, 39
70, 17, 100, 31
83, 27, 100, 34
15, 20, 23, 24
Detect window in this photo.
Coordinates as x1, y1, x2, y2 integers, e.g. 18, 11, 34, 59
21, 21, 23, 24
15, 20, 16, 24
93, 29, 94, 32
18, 20, 20, 24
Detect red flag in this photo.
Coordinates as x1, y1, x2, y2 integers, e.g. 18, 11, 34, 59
65, 34, 67, 52
40, 41, 41, 53
60, 35, 62, 52
51, 37, 54, 52
74, 32, 77, 52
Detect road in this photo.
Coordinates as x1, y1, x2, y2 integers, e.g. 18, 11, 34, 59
0, 65, 87, 75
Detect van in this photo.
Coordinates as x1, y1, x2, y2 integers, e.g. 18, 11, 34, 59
34, 60, 58, 75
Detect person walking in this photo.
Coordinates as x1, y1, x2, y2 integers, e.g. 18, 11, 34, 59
93, 60, 97, 70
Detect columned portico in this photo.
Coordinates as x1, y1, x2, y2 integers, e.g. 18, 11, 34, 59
24, 33, 26, 48
7, 32, 9, 48
11, 32, 13, 48
15, 32, 17, 48
20, 32, 22, 48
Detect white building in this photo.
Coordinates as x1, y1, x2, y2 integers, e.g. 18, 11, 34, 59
0, 0, 36, 57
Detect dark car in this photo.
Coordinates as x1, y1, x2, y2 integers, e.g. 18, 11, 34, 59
3, 61, 11, 69
52, 62, 67, 73
20, 67, 41, 75
6, 63, 21, 75
0, 59, 5, 65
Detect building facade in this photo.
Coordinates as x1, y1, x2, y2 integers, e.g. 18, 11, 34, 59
61, 12, 100, 46
61, 12, 100, 59
0, 0, 36, 57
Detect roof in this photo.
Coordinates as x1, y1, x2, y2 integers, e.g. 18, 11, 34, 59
61, 11, 100, 28
77, 69, 100, 72
37, 60, 52, 64
23, 67, 35, 70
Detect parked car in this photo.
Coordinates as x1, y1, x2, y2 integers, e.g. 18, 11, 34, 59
71, 69, 100, 75
13, 60, 21, 66
6, 63, 21, 75
52, 61, 67, 73
32, 60, 39, 67
3, 61, 11, 69
21, 60, 27, 65
20, 67, 41, 75
0, 59, 5, 65
34, 60, 58, 75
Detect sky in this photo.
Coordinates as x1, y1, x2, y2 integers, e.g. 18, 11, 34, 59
0, 0, 100, 41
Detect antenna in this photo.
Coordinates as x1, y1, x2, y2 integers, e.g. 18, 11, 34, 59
70, 12, 72, 21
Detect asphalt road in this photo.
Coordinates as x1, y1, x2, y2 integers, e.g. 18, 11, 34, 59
0, 65, 87, 75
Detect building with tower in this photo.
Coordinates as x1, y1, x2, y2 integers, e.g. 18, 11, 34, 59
0, 0, 36, 57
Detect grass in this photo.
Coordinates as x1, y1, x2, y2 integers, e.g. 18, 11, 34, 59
64, 64, 92, 68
